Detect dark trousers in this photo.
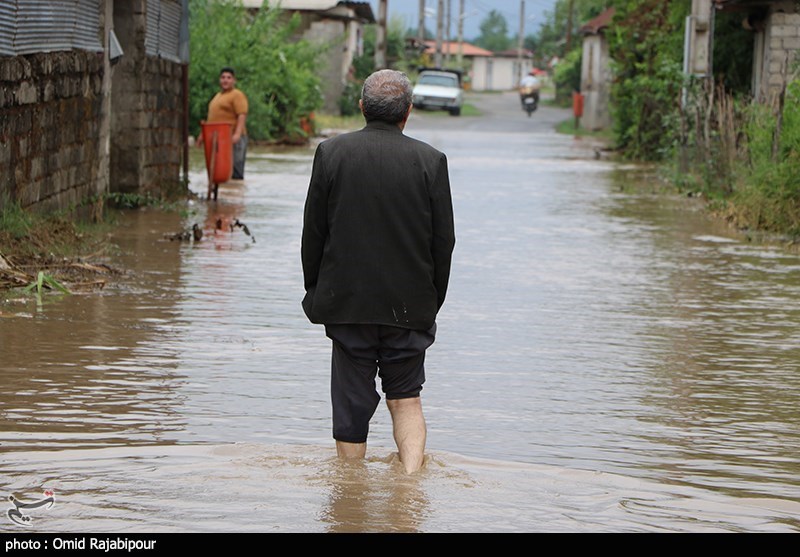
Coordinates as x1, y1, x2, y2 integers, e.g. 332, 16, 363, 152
233, 135, 247, 179
325, 323, 436, 443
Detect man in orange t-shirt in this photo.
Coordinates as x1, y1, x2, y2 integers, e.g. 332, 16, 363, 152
199, 67, 249, 179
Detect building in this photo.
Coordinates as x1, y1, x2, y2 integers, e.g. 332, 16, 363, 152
713, 0, 800, 102
0, 0, 188, 214
471, 47, 534, 92
418, 41, 529, 91
242, 0, 375, 113
579, 8, 615, 131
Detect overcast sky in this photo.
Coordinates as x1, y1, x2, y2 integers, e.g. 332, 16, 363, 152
366, 0, 558, 41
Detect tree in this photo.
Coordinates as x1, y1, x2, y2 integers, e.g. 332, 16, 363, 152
475, 10, 512, 52
189, 0, 324, 141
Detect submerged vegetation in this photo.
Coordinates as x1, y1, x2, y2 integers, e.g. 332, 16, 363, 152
0, 198, 119, 292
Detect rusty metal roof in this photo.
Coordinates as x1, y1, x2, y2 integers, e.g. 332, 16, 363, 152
580, 7, 616, 35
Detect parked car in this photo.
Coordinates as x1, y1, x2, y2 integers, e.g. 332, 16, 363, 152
412, 70, 464, 116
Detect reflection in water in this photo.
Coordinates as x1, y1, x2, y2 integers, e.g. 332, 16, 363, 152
320, 454, 428, 533
1, 115, 800, 530
602, 177, 800, 501
0, 210, 188, 451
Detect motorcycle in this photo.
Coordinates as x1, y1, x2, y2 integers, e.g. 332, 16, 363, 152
519, 86, 539, 117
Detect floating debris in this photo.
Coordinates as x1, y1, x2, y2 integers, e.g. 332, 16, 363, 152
230, 219, 256, 243
166, 223, 203, 242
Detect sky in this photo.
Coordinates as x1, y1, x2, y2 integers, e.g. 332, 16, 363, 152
366, 0, 559, 41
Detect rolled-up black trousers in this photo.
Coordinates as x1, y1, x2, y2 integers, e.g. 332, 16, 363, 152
325, 323, 436, 444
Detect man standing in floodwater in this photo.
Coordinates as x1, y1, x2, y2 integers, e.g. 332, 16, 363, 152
301, 69, 456, 474
198, 67, 249, 180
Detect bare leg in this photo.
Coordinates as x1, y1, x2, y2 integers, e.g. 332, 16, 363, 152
336, 440, 366, 460
387, 397, 426, 474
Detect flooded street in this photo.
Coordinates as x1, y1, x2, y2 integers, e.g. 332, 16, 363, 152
2, 92, 800, 532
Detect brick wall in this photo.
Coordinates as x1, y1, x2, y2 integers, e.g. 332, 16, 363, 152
111, 0, 183, 195
0, 51, 107, 212
762, 2, 800, 100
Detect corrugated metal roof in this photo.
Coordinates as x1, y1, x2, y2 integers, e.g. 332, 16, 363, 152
0, 0, 101, 56
0, 3, 15, 56
145, 0, 159, 56
580, 7, 616, 36
74, 0, 103, 51
160, 0, 181, 61
146, 0, 182, 62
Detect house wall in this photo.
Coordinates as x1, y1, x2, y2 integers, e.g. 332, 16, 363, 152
301, 18, 348, 113
0, 51, 107, 213
0, 0, 184, 214
756, 1, 800, 102
580, 34, 612, 130
472, 57, 531, 91
111, 0, 183, 195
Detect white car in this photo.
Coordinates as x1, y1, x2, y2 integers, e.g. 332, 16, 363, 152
412, 70, 463, 116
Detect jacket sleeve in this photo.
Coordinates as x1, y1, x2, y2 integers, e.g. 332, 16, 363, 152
302, 143, 330, 298
430, 153, 456, 309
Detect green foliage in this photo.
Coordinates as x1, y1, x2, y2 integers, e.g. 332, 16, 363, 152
189, 0, 324, 141
0, 195, 34, 239
608, 0, 689, 160
533, 0, 609, 64
728, 81, 800, 235
475, 10, 512, 52
553, 48, 582, 103
22, 271, 71, 296
339, 79, 363, 117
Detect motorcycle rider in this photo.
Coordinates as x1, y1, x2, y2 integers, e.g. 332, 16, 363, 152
519, 70, 541, 108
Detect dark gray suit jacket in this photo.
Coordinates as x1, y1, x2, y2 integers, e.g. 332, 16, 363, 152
301, 119, 455, 330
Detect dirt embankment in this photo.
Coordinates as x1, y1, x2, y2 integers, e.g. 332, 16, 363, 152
0, 215, 118, 292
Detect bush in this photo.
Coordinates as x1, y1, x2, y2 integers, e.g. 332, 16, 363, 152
728, 80, 800, 235
189, 0, 325, 141
607, 0, 689, 161
553, 48, 582, 105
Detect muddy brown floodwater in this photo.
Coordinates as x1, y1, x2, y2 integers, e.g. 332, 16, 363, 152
1, 93, 799, 532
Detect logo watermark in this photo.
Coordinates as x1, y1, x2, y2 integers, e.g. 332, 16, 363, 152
6, 490, 55, 526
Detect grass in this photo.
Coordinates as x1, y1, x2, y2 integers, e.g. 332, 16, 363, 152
555, 118, 614, 140
0, 199, 34, 239
0, 197, 112, 260
415, 103, 482, 118
314, 113, 365, 132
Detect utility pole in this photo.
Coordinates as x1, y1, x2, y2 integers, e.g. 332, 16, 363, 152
565, 0, 575, 54
418, 0, 425, 44
445, 0, 452, 65
457, 0, 464, 67
517, 0, 525, 85
375, 0, 387, 69
435, 0, 444, 67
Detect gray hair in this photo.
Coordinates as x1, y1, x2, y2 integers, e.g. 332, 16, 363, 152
360, 70, 412, 124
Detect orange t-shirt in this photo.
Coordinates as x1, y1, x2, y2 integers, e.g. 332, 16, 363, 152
207, 88, 248, 135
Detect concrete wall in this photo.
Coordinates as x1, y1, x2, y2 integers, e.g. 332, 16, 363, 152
301, 18, 347, 114
0, 51, 108, 213
111, 0, 183, 195
472, 57, 532, 91
580, 34, 612, 130
755, 2, 800, 102
0, 0, 184, 214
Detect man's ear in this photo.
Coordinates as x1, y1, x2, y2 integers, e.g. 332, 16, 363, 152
359, 99, 364, 114
398, 103, 413, 130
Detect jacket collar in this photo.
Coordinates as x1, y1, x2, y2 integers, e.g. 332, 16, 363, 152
364, 119, 404, 134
